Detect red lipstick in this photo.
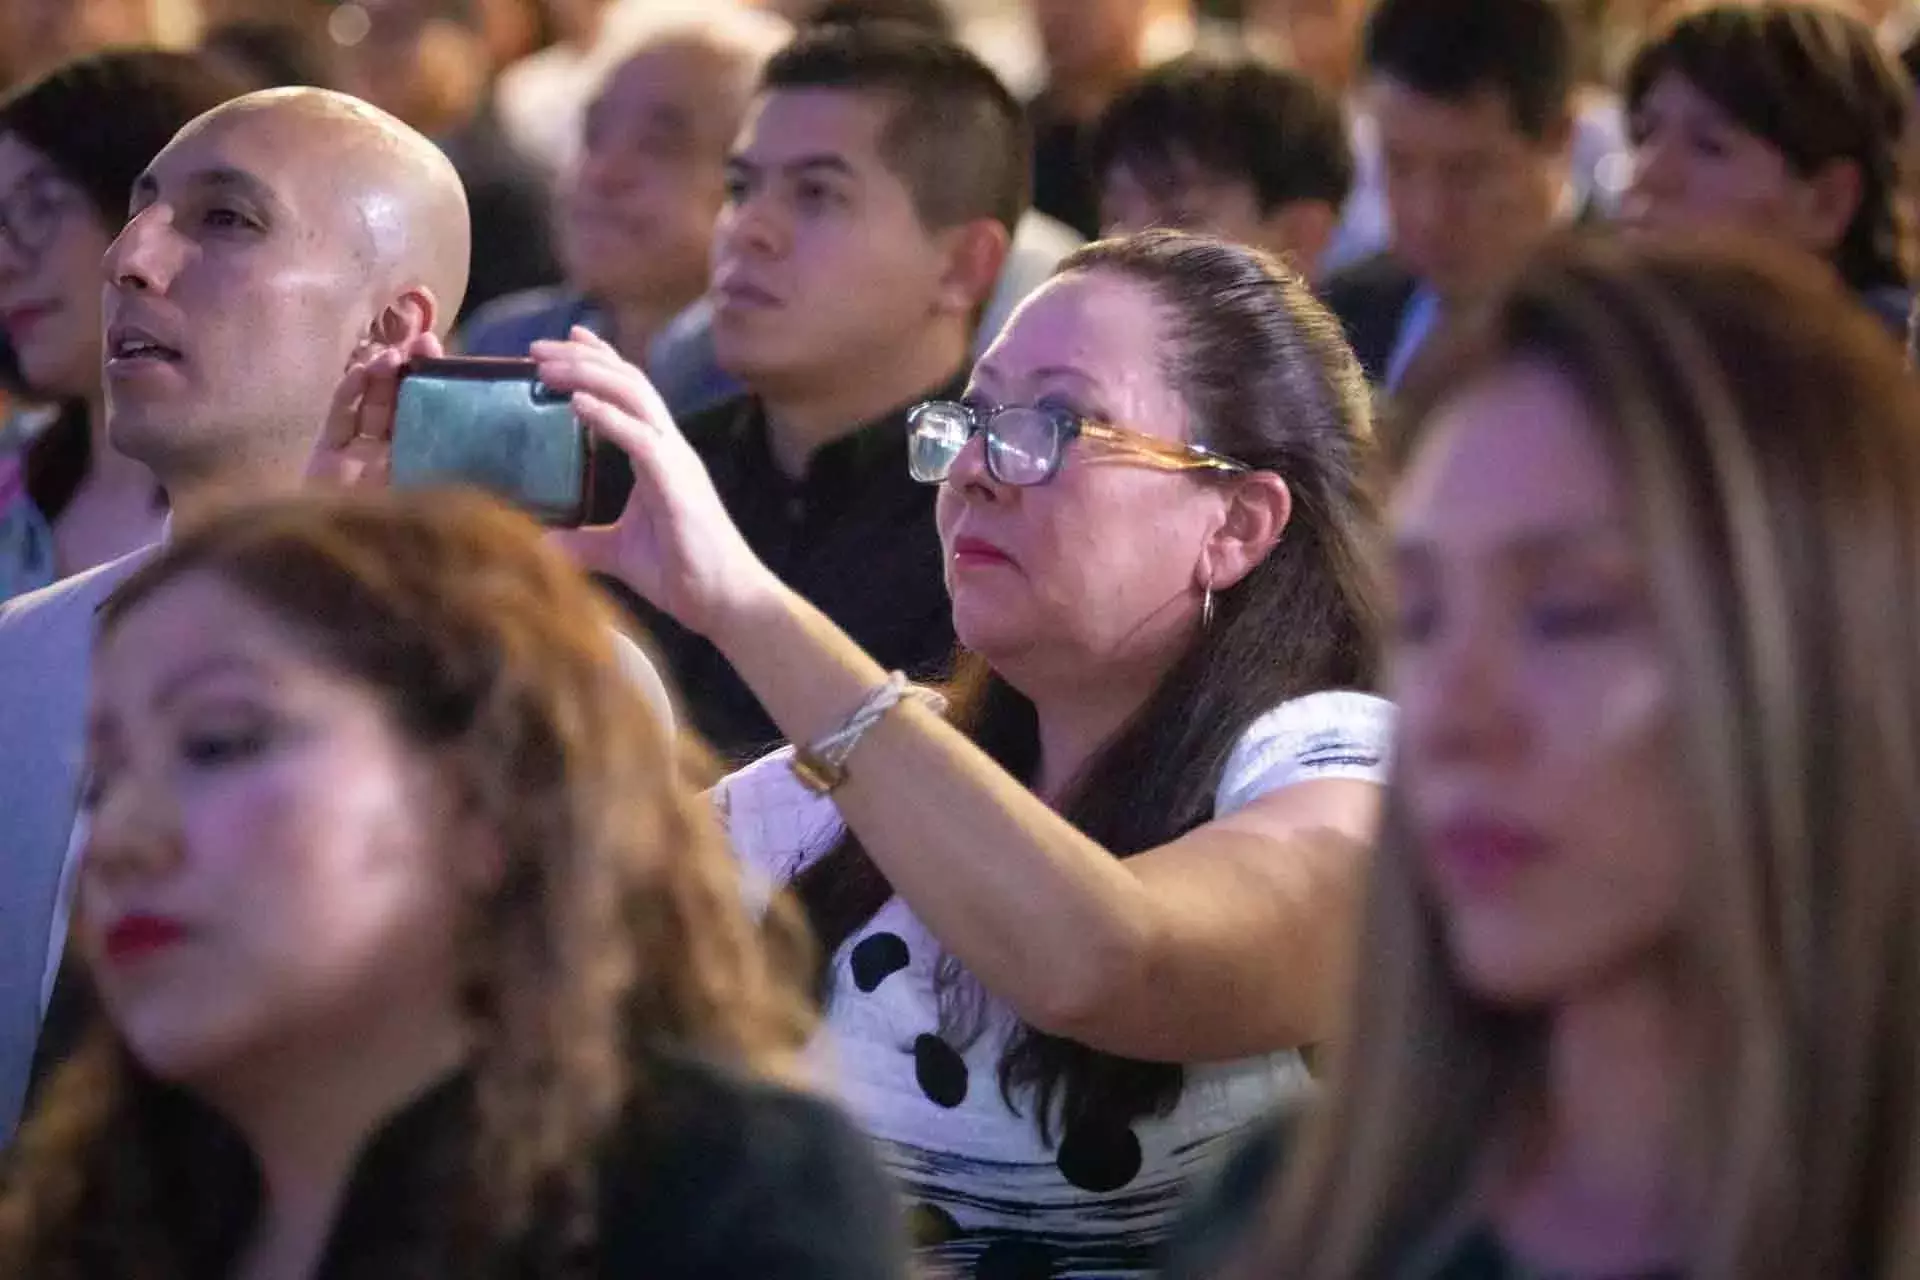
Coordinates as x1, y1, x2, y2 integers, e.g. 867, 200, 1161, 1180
951, 535, 1015, 568
102, 914, 188, 965
1423, 818, 1549, 893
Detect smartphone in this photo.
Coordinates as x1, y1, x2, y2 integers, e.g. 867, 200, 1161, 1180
389, 356, 593, 527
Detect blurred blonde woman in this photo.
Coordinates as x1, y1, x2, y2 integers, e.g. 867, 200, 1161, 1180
1213, 231, 1920, 1279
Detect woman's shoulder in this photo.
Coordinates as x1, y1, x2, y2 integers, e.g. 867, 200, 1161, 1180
595, 1054, 908, 1280
1215, 690, 1396, 817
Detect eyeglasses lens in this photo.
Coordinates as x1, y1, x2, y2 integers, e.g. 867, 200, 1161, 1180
985, 407, 1057, 486
908, 402, 972, 482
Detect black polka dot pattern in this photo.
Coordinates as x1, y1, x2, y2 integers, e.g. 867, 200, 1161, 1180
912, 1033, 969, 1108
1055, 1120, 1143, 1193
907, 1202, 961, 1248
849, 932, 911, 992
973, 1238, 1058, 1279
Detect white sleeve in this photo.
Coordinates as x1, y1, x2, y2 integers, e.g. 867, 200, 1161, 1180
1214, 691, 1395, 819
711, 748, 851, 915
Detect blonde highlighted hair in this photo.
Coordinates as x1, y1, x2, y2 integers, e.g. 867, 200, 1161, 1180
1238, 230, 1920, 1279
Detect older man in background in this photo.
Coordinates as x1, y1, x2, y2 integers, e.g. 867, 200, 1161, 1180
463, 12, 791, 418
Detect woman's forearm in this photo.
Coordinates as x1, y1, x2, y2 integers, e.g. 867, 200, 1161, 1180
707, 582, 1158, 1036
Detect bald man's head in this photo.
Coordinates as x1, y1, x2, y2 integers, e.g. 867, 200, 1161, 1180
558, 14, 788, 308
103, 88, 473, 500
181, 88, 472, 334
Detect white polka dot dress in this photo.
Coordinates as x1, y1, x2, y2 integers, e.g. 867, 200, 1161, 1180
716, 691, 1395, 1279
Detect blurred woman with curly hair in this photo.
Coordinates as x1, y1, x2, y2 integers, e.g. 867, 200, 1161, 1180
0, 487, 908, 1280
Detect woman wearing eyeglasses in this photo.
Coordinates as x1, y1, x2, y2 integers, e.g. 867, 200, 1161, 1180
0, 51, 246, 603
329, 228, 1391, 1276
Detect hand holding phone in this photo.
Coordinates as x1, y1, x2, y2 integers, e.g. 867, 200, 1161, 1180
388, 356, 595, 527
534, 328, 783, 640
307, 335, 443, 493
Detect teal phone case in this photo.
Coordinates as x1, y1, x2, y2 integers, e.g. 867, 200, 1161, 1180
389, 357, 591, 526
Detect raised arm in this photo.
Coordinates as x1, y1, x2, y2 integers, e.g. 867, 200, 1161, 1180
541, 330, 1381, 1060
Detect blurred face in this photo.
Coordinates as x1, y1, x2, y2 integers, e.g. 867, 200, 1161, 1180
0, 135, 112, 400
339, 0, 430, 118
80, 572, 464, 1087
936, 271, 1229, 684
1101, 155, 1329, 273
2, 0, 153, 84
1623, 71, 1850, 261
1391, 363, 1692, 1006
1031, 0, 1152, 83
102, 109, 380, 485
1371, 79, 1567, 301
1245, 0, 1368, 94
561, 45, 737, 309
337, 0, 483, 130
711, 89, 956, 393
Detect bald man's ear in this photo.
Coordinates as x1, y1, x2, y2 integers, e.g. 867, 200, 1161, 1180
367, 287, 441, 349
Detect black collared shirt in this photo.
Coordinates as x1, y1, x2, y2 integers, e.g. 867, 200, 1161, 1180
591, 375, 965, 763
1029, 90, 1102, 241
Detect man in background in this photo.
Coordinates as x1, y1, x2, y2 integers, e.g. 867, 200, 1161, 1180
592, 24, 1025, 759
337, 0, 561, 318
1321, 0, 1577, 388
463, 13, 791, 419
1091, 54, 1353, 279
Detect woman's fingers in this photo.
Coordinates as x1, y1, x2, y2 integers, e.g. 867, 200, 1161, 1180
354, 349, 407, 443
546, 522, 623, 581
570, 324, 616, 354
540, 354, 675, 440
310, 338, 438, 488
317, 361, 372, 449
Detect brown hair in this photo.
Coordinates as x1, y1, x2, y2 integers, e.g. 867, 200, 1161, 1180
1236, 229, 1920, 1279
1626, 3, 1916, 293
0, 488, 818, 1278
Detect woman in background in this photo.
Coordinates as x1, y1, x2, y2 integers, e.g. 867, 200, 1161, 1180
1214, 232, 1920, 1278
0, 490, 907, 1280
0, 50, 246, 602
1621, 2, 1915, 337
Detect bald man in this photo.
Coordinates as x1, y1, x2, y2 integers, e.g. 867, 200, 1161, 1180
461, 14, 790, 420
0, 87, 667, 1141
105, 88, 471, 527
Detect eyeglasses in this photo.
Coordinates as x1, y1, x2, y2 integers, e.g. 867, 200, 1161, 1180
0, 173, 80, 261
907, 399, 1251, 487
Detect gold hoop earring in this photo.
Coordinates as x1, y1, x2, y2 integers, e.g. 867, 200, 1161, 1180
1201, 584, 1216, 631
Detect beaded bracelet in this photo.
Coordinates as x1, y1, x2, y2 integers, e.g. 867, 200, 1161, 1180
789, 671, 948, 795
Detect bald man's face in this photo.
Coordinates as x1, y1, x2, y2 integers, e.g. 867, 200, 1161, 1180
103, 109, 385, 485
561, 45, 741, 310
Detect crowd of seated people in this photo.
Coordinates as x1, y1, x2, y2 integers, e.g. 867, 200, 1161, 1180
1, 3, 1920, 1279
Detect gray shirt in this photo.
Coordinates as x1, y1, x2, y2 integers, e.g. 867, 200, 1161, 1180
0, 547, 155, 1136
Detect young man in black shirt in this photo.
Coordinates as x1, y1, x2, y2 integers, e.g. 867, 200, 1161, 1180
594, 24, 1028, 761
1319, 0, 1575, 389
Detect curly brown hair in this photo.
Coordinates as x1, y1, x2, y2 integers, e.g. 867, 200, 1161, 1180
0, 487, 819, 1278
